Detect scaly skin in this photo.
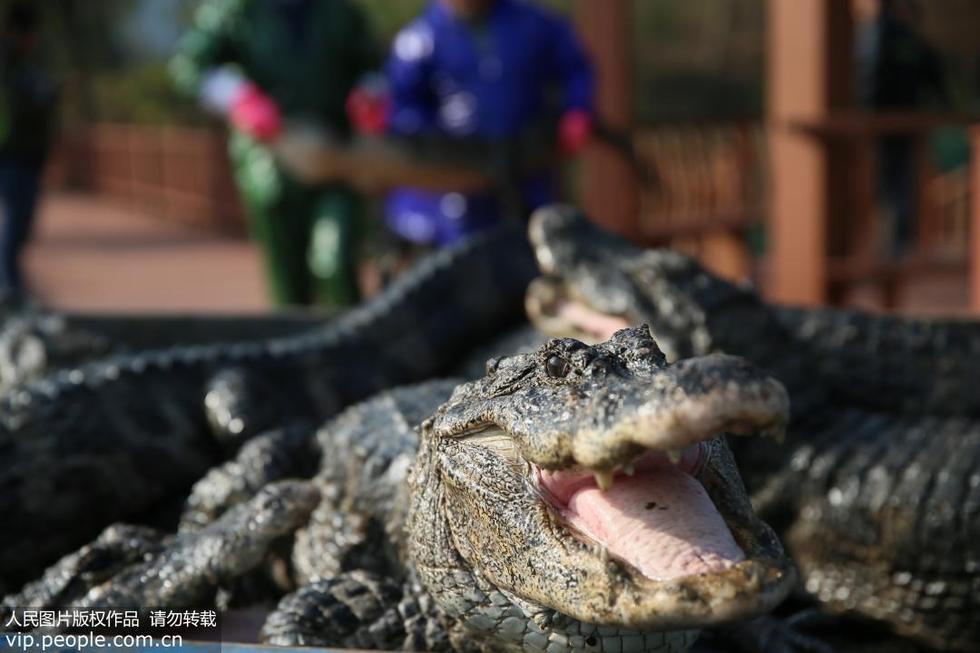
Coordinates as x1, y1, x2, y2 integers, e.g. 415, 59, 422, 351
0, 310, 335, 394
0, 312, 115, 394
0, 226, 536, 593
525, 205, 980, 651
1, 481, 318, 616
264, 326, 794, 651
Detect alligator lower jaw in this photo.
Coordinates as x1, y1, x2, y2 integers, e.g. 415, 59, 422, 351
534, 443, 747, 583
525, 277, 631, 344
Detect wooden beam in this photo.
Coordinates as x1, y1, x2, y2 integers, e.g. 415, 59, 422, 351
970, 127, 980, 311
766, 0, 854, 305
576, 0, 639, 238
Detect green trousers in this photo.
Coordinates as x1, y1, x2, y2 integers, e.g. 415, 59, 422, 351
231, 133, 361, 307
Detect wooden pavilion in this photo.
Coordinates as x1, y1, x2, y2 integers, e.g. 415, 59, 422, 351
577, 0, 980, 313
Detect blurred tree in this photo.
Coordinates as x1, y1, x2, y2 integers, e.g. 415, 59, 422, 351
0, 0, 972, 127
632, 0, 764, 122
913, 0, 980, 109
0, 0, 203, 125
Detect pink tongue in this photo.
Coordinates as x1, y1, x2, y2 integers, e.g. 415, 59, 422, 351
564, 467, 745, 580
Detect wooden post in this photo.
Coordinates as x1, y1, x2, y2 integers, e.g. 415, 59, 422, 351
767, 0, 853, 305
576, 0, 639, 239
970, 127, 980, 311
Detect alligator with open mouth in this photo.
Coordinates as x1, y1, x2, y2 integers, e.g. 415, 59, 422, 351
524, 205, 980, 651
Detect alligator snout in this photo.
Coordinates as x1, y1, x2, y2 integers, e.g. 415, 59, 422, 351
568, 353, 789, 472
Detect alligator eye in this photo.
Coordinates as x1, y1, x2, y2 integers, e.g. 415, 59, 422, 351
545, 355, 571, 378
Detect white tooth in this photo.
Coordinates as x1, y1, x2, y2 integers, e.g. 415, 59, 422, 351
595, 471, 614, 491
599, 545, 609, 563
623, 462, 635, 476
666, 448, 683, 464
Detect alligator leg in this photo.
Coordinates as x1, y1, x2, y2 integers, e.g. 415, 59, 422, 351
2, 481, 319, 617
177, 424, 321, 608
179, 423, 319, 532
292, 496, 389, 583
262, 571, 451, 651
1, 524, 164, 613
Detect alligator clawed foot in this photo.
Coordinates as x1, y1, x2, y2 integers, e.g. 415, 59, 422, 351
2, 482, 318, 615
1, 524, 165, 617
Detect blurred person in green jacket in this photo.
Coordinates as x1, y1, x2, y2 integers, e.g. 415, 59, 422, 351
171, 0, 375, 307
0, 2, 57, 305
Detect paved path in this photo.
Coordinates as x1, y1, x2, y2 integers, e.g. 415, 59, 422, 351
24, 193, 270, 313
17, 192, 970, 316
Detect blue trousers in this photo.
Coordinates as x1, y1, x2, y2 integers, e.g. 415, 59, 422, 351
0, 159, 42, 292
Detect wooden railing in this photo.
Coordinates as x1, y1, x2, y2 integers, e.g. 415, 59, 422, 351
54, 119, 977, 310
632, 122, 765, 280
921, 164, 970, 259
53, 122, 766, 245
636, 122, 764, 233
51, 124, 245, 234
786, 112, 978, 309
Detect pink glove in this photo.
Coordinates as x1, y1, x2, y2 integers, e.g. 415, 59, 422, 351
558, 109, 592, 155
229, 83, 282, 142
346, 79, 390, 135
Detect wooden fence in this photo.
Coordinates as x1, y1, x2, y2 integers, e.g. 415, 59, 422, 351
636, 122, 764, 238
632, 122, 765, 280
780, 113, 977, 309
52, 124, 245, 234
48, 121, 974, 307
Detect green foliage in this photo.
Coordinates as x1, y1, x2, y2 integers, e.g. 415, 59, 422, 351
632, 0, 764, 122
91, 62, 208, 125
353, 0, 572, 42
354, 0, 426, 42
10, 0, 977, 127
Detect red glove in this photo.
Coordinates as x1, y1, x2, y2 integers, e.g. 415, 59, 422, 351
346, 80, 390, 135
229, 83, 282, 142
558, 109, 592, 155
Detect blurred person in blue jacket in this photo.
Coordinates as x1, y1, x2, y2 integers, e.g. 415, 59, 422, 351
0, 2, 57, 304
378, 0, 594, 247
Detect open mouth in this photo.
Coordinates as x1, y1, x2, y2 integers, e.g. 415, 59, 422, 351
526, 277, 632, 344
535, 443, 745, 582
460, 420, 775, 591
